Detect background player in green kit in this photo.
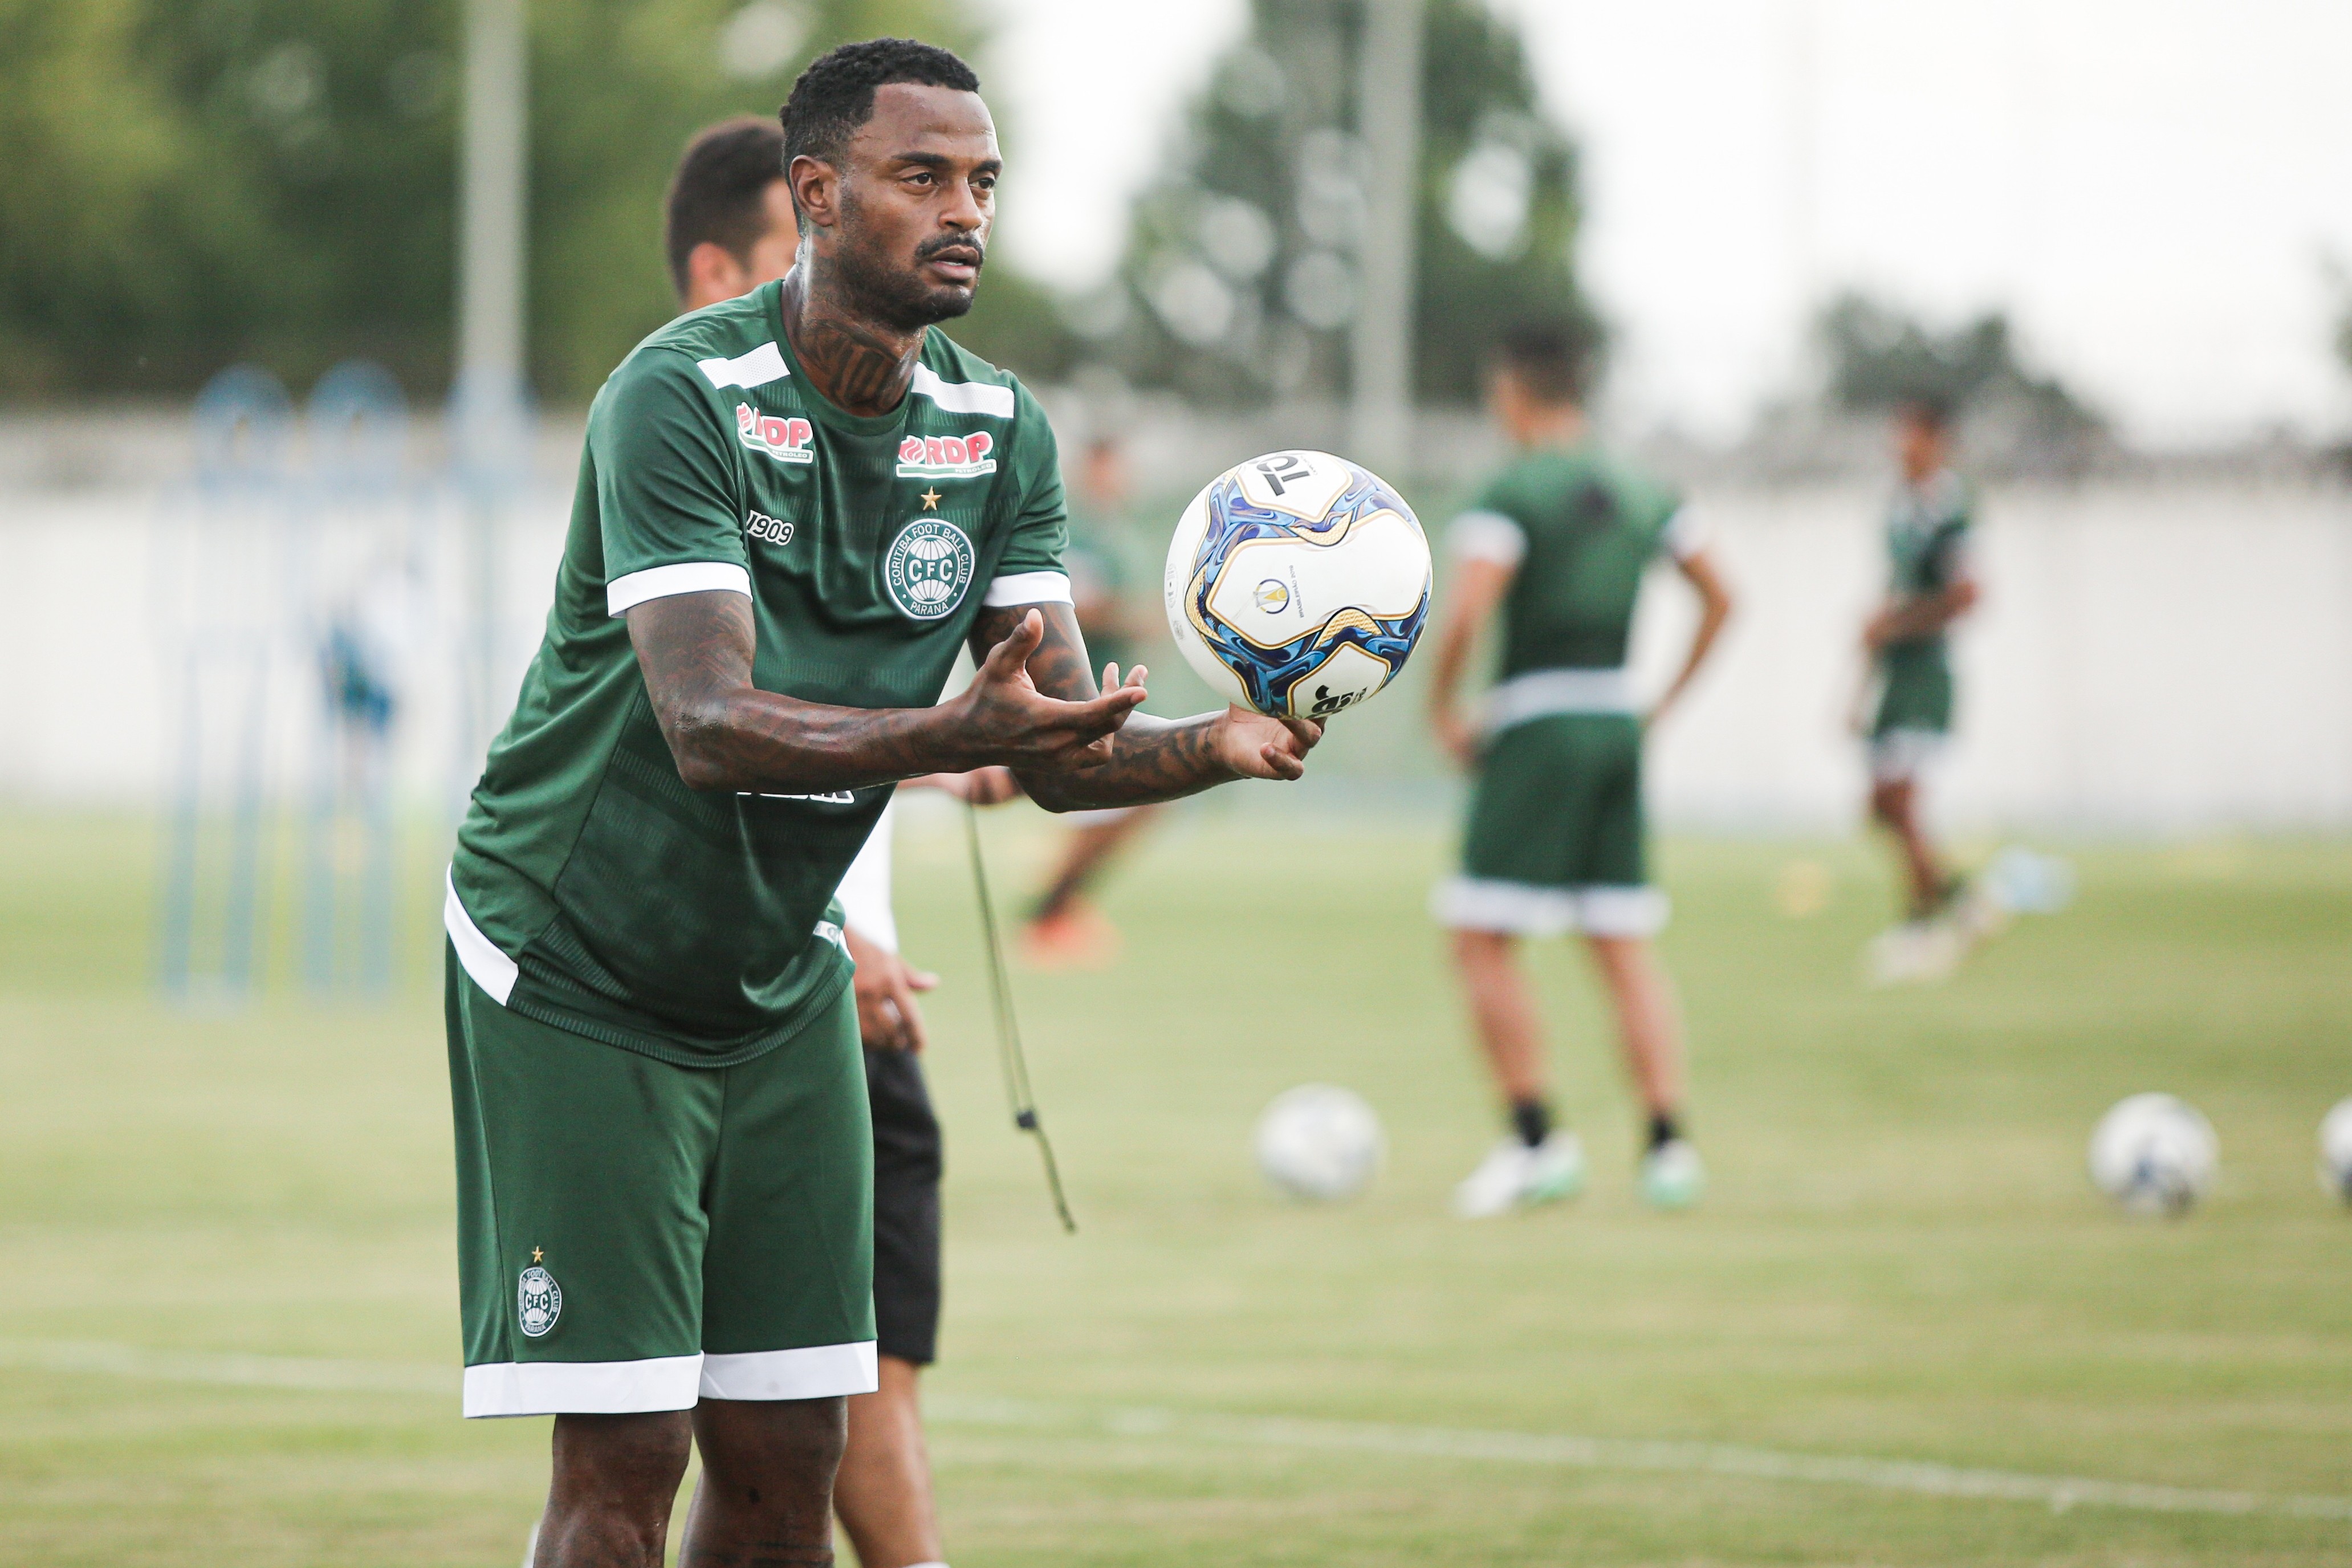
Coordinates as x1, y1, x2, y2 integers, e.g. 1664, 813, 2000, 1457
1425, 322, 1734, 1218
444, 40, 1323, 1567
1859, 398, 1980, 943
1023, 435, 1164, 969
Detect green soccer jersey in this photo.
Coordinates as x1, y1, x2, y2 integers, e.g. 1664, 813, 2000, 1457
1448, 445, 1692, 678
447, 280, 1068, 1067
1881, 469, 1972, 657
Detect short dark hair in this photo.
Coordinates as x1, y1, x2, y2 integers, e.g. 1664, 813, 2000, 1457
1494, 317, 1598, 406
664, 117, 788, 301
780, 37, 980, 186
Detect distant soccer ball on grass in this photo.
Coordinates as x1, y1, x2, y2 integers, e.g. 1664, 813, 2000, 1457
2087, 1093, 2217, 1216
1254, 1084, 1385, 1203
1163, 450, 1431, 721
2318, 1097, 2352, 1204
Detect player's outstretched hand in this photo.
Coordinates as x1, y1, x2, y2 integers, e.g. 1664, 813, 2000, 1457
1212, 704, 1324, 781
958, 609, 1147, 771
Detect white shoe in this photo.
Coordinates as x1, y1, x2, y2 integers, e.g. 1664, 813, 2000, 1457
1638, 1138, 1706, 1209
1866, 918, 1965, 985
1452, 1131, 1586, 1217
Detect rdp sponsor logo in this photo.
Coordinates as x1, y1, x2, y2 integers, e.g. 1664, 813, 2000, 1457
736, 404, 813, 465
894, 430, 995, 479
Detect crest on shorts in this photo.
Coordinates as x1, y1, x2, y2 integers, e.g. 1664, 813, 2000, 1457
882, 518, 976, 621
518, 1265, 563, 1338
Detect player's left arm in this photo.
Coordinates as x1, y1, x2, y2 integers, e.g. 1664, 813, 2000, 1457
1648, 541, 1736, 729
1424, 557, 1513, 769
965, 602, 1321, 811
1864, 528, 1979, 649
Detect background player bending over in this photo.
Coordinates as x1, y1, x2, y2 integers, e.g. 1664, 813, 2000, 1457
1425, 321, 1734, 1216
1858, 397, 1980, 961
445, 40, 1320, 1568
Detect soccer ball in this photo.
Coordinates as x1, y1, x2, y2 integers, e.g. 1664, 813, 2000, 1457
1254, 1084, 1385, 1202
1163, 450, 1431, 720
2319, 1097, 2352, 1204
2087, 1093, 2217, 1216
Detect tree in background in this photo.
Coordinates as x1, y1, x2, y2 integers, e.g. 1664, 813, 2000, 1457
1085, 0, 1597, 409
1816, 290, 2102, 457
0, 0, 1067, 403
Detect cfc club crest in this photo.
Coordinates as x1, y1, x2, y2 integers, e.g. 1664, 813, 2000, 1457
883, 518, 976, 621
517, 1265, 563, 1338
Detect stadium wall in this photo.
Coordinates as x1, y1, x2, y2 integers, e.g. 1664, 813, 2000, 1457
1, 436, 2345, 834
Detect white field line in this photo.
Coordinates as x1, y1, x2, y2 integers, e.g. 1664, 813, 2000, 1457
2, 1339, 2344, 1525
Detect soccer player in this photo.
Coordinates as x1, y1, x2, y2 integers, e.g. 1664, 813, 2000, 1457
1425, 321, 1734, 1217
1859, 398, 1979, 954
444, 39, 1321, 1567
1022, 435, 1162, 968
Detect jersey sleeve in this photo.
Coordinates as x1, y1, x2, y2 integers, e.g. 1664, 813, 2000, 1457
1447, 479, 1529, 568
589, 348, 751, 618
980, 381, 1073, 608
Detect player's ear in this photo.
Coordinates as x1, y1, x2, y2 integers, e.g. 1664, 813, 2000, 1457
787, 153, 840, 233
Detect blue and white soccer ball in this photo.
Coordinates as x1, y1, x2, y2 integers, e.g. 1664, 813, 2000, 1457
1163, 450, 1431, 720
2088, 1093, 2218, 1216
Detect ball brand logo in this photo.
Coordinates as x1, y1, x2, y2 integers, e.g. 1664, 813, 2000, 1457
735, 403, 814, 465
1307, 682, 1364, 718
1253, 579, 1291, 613
883, 518, 976, 621
516, 1265, 562, 1338
894, 430, 996, 479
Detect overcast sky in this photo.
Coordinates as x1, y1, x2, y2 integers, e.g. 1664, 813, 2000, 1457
983, 0, 2352, 443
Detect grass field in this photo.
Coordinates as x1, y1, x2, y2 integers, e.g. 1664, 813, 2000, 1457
1, 806, 2349, 1566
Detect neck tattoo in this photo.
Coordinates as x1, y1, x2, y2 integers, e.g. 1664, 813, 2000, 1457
780, 270, 924, 418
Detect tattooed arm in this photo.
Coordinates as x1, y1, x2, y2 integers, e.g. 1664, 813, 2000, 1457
625, 590, 1146, 793
966, 602, 1323, 811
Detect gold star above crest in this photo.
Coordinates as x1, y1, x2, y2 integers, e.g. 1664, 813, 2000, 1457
532, 1247, 543, 1264
919, 487, 942, 511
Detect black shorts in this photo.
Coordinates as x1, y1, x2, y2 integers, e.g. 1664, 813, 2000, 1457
865, 1046, 943, 1367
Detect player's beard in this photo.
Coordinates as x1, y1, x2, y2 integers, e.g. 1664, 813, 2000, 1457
835, 184, 983, 332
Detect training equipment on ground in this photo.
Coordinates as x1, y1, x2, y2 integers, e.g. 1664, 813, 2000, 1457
962, 804, 1075, 1232
2320, 1098, 2352, 1204
1452, 1131, 1585, 1218
2088, 1093, 2218, 1216
1255, 1084, 1385, 1202
1163, 450, 1430, 720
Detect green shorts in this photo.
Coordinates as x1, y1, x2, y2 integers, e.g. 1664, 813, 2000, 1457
1870, 646, 1955, 781
1433, 713, 1668, 938
446, 945, 875, 1418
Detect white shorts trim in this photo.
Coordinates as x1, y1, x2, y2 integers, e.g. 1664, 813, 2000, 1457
982, 570, 1074, 608
1869, 727, 1947, 783
1063, 805, 1141, 828
1483, 667, 1639, 731
1431, 877, 1669, 938
699, 1341, 878, 1401
443, 870, 518, 1005
606, 561, 753, 617
463, 1353, 703, 1418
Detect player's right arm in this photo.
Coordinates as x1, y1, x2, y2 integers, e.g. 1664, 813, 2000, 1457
1425, 504, 1523, 769
628, 593, 1147, 793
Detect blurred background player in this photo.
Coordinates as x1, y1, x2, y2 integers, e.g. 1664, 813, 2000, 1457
1857, 398, 1981, 979
1021, 435, 1161, 968
1426, 321, 1734, 1216
831, 767, 1013, 1568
